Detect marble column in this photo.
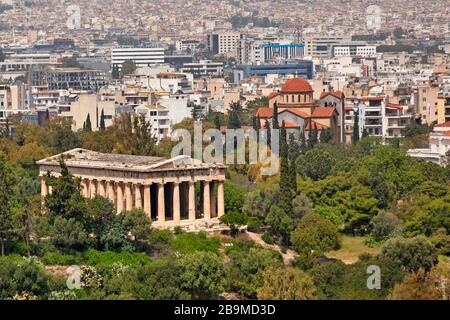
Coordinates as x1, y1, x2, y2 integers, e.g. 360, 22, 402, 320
107, 181, 115, 203
188, 181, 195, 221
135, 184, 142, 209
203, 181, 211, 220
41, 176, 47, 198
210, 181, 216, 218
116, 182, 124, 213
173, 182, 180, 223
89, 180, 97, 198
157, 183, 165, 222
143, 184, 151, 218
125, 183, 133, 211
98, 180, 106, 197
217, 181, 225, 218
80, 179, 88, 197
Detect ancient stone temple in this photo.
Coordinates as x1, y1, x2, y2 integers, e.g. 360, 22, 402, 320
37, 148, 226, 229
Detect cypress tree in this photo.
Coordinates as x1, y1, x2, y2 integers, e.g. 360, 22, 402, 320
288, 132, 300, 161
299, 129, 307, 154
264, 119, 271, 147
279, 121, 292, 216
99, 109, 106, 130
353, 110, 360, 144
273, 102, 279, 129
85, 113, 92, 132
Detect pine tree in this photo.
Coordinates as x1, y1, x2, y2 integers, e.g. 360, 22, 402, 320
99, 109, 106, 130
273, 102, 279, 129
85, 113, 92, 132
353, 110, 360, 144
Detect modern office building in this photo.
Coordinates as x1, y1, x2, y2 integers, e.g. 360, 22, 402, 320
304, 35, 351, 57
111, 47, 165, 68
233, 61, 314, 83
260, 43, 304, 63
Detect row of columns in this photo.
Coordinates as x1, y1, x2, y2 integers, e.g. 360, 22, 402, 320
41, 176, 225, 224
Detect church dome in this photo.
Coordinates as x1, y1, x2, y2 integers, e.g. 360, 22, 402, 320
280, 78, 313, 93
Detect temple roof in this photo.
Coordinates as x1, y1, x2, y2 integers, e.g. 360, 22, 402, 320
37, 148, 225, 172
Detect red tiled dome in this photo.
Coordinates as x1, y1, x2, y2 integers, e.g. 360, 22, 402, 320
281, 78, 313, 93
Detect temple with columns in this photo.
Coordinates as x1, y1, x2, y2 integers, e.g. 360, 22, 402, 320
37, 148, 226, 229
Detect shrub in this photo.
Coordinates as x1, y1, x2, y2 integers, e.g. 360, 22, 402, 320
171, 232, 220, 254
41, 252, 81, 265
246, 216, 264, 232
83, 249, 152, 267
261, 233, 275, 245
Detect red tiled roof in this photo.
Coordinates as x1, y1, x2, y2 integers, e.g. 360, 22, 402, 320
435, 121, 450, 128
281, 120, 300, 128
268, 92, 278, 100
386, 103, 402, 109
279, 108, 310, 119
280, 78, 313, 93
311, 107, 336, 118
358, 96, 385, 101
320, 91, 345, 99
256, 107, 274, 118
305, 121, 329, 130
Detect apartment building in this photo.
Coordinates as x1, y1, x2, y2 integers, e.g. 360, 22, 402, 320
346, 96, 414, 140
111, 47, 165, 68
181, 60, 224, 78
332, 44, 377, 58
134, 104, 171, 142
0, 83, 28, 123
175, 40, 201, 52
58, 93, 116, 131
304, 35, 351, 57
207, 31, 242, 56
413, 83, 440, 124
437, 90, 450, 124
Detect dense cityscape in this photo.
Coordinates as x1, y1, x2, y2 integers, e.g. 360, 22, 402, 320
0, 0, 449, 302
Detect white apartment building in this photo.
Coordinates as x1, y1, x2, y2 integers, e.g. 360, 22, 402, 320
111, 47, 165, 68
407, 121, 450, 167
346, 96, 414, 139
181, 60, 223, 78
175, 40, 201, 52
333, 45, 377, 58
135, 105, 171, 142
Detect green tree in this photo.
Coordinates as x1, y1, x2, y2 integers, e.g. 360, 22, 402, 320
296, 149, 336, 181
380, 236, 438, 273
257, 267, 317, 300
291, 213, 340, 256
272, 102, 279, 129
264, 119, 271, 147
388, 268, 443, 300
85, 113, 92, 132
352, 110, 359, 144
121, 60, 136, 76
288, 132, 300, 161
111, 64, 120, 79
320, 128, 333, 144
50, 216, 89, 251
99, 109, 106, 130
45, 160, 86, 222
123, 209, 152, 243
179, 251, 225, 299
0, 160, 16, 256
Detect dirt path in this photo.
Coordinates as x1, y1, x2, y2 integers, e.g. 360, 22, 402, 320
246, 231, 298, 265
